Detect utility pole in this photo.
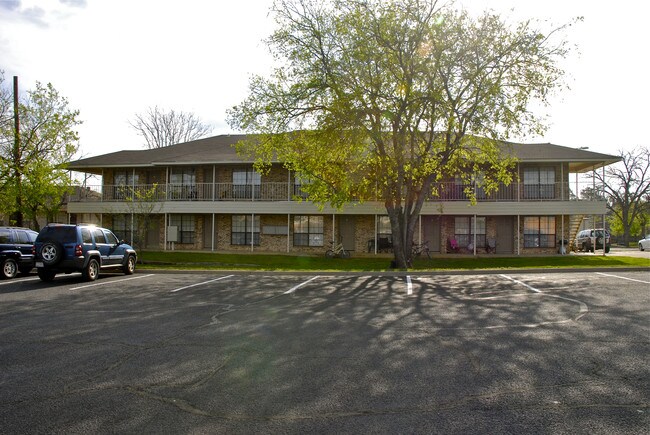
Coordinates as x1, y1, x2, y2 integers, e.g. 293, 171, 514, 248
12, 76, 23, 227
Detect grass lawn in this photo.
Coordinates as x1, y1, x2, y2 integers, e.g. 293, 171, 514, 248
138, 250, 650, 272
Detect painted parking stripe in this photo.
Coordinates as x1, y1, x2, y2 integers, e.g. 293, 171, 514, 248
71, 274, 155, 291
0, 277, 40, 286
499, 274, 541, 293
406, 275, 413, 295
499, 273, 589, 321
284, 276, 320, 294
596, 272, 650, 284
170, 275, 234, 293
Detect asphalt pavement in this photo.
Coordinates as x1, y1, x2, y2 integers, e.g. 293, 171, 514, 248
0, 270, 648, 433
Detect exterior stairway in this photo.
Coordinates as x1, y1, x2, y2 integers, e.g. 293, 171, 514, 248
568, 215, 585, 252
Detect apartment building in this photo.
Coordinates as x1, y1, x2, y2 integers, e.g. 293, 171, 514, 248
66, 134, 619, 255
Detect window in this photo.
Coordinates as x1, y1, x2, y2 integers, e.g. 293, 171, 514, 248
115, 170, 139, 186
113, 214, 136, 244
81, 228, 93, 244
377, 216, 392, 238
454, 216, 486, 248
114, 170, 139, 200
93, 228, 107, 244
293, 174, 310, 199
231, 215, 260, 245
15, 230, 31, 244
233, 169, 261, 199
0, 229, 10, 243
293, 216, 324, 246
523, 167, 555, 199
104, 230, 119, 245
169, 214, 195, 244
170, 168, 196, 200
524, 216, 556, 248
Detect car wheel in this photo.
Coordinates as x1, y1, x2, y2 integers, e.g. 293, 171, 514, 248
41, 242, 63, 265
123, 255, 136, 275
83, 258, 99, 282
37, 268, 56, 282
2, 258, 18, 279
640, 244, 645, 252
605, 246, 610, 253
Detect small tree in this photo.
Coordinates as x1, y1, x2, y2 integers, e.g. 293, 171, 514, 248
130, 106, 213, 149
122, 184, 162, 261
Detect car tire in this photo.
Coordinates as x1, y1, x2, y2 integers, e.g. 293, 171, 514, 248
83, 258, 99, 282
41, 242, 63, 265
640, 244, 645, 252
37, 268, 56, 282
2, 258, 18, 279
605, 246, 610, 253
123, 255, 136, 275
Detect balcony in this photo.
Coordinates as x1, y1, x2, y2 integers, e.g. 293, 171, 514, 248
68, 181, 603, 204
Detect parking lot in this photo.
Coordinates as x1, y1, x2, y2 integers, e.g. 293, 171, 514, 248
1, 270, 648, 434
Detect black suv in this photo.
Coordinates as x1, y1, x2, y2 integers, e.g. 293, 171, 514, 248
33, 224, 137, 282
0, 227, 38, 279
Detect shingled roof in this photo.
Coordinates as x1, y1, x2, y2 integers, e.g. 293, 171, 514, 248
68, 134, 620, 174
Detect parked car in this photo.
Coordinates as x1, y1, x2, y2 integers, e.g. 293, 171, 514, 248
0, 227, 39, 279
639, 235, 650, 251
575, 228, 611, 253
33, 223, 137, 282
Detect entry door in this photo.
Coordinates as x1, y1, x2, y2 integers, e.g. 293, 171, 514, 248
339, 216, 356, 251
422, 216, 440, 252
495, 216, 514, 254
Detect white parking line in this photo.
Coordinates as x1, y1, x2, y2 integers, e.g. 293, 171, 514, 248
406, 275, 413, 295
499, 274, 541, 293
71, 274, 155, 290
499, 274, 588, 322
170, 275, 234, 293
596, 272, 650, 284
284, 276, 320, 294
0, 277, 40, 286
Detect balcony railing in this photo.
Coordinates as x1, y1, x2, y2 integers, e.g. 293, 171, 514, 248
69, 181, 603, 203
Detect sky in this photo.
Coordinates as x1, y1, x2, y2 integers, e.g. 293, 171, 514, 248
1, 0, 648, 159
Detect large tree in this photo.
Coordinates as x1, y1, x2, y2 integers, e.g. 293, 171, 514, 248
130, 106, 213, 149
228, 0, 572, 267
590, 147, 650, 246
0, 73, 81, 228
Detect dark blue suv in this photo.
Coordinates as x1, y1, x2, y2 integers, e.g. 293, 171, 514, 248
1, 227, 39, 279
33, 224, 137, 282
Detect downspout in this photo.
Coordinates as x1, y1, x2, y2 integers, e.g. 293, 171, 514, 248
473, 214, 477, 256
211, 213, 215, 252
131, 168, 135, 246
602, 162, 606, 256
251, 213, 255, 252
517, 215, 520, 256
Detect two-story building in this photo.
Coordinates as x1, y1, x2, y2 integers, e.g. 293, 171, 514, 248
66, 134, 619, 255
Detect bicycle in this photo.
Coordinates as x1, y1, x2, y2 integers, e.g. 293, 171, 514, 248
412, 240, 431, 259
325, 240, 351, 258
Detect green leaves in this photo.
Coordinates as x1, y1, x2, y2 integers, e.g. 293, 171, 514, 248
228, 0, 572, 266
0, 72, 81, 226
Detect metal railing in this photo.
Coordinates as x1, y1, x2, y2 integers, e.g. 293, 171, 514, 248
68, 181, 605, 203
